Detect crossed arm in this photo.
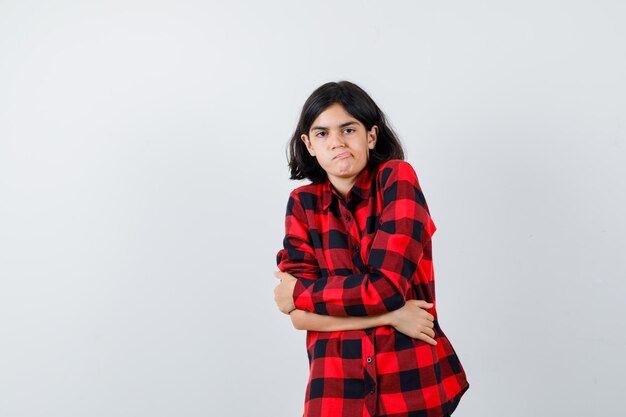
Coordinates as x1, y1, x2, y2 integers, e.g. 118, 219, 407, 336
274, 161, 438, 344
274, 270, 436, 344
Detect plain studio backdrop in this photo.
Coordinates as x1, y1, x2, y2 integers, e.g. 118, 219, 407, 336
1, 1, 624, 416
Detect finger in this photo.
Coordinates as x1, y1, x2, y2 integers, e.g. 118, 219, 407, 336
417, 333, 438, 346
420, 320, 435, 329
417, 311, 434, 322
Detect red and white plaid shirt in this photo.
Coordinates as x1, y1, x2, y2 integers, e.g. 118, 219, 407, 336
276, 159, 469, 417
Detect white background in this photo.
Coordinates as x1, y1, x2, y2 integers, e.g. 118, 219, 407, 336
1, 1, 625, 416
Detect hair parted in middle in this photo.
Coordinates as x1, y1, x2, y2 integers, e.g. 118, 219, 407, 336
287, 80, 405, 183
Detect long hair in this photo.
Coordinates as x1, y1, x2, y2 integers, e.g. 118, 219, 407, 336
287, 81, 405, 183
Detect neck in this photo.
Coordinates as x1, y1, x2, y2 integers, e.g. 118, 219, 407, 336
328, 174, 358, 200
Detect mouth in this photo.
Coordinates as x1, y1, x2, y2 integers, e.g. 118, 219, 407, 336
334, 152, 351, 160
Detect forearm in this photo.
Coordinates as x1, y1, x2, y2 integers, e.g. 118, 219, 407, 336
290, 308, 391, 331
292, 271, 411, 317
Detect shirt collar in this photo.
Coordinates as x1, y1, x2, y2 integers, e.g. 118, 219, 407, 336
321, 162, 376, 212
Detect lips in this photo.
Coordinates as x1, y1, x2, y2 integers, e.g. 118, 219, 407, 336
334, 152, 351, 159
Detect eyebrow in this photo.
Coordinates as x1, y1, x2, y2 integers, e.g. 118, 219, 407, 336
311, 121, 358, 131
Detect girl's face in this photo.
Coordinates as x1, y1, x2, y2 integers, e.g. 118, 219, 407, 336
301, 103, 378, 187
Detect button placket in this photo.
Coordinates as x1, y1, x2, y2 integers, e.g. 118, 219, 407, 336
339, 203, 362, 257
363, 331, 377, 401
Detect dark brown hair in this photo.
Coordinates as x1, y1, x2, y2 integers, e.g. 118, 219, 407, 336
287, 81, 405, 183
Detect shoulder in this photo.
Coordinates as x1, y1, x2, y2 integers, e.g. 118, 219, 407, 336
375, 159, 421, 188
375, 159, 434, 227
289, 182, 323, 199
287, 182, 324, 211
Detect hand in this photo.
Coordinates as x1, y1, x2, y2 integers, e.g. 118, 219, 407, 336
388, 300, 437, 345
273, 271, 298, 314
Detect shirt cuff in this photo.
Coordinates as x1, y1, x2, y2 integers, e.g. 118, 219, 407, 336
292, 278, 314, 312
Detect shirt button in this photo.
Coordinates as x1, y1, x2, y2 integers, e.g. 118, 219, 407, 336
366, 357, 372, 363
353, 245, 360, 253
370, 388, 375, 394
345, 215, 351, 222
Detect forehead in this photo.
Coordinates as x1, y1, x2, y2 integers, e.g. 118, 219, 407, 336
310, 103, 362, 130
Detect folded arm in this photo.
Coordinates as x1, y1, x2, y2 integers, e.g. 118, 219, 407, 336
289, 301, 437, 345
276, 160, 436, 317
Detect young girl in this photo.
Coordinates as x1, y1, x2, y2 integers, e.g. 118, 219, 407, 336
274, 81, 469, 417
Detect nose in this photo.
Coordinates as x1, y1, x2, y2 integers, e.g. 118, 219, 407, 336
328, 131, 346, 149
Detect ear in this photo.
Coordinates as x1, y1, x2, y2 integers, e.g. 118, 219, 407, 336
301, 134, 315, 156
367, 125, 378, 149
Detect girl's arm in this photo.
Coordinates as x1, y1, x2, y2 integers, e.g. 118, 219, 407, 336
290, 308, 388, 331
289, 299, 437, 345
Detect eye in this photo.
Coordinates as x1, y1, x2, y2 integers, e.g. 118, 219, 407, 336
344, 128, 355, 134
315, 131, 327, 138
